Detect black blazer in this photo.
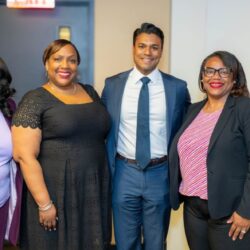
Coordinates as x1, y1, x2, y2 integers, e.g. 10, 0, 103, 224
169, 95, 250, 220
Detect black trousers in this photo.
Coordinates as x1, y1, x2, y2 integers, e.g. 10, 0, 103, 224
183, 196, 250, 250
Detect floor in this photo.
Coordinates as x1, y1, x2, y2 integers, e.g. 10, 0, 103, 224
3, 245, 18, 250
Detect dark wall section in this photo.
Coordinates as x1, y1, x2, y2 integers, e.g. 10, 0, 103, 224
0, 0, 93, 102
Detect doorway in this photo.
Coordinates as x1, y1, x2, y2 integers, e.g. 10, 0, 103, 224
0, 0, 93, 102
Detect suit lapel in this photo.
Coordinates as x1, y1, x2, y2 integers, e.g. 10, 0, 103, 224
114, 72, 130, 142
208, 96, 235, 153
161, 73, 176, 143
177, 100, 206, 139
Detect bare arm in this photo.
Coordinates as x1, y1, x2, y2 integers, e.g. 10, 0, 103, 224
12, 125, 57, 230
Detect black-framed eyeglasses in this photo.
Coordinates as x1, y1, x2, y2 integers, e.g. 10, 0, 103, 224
203, 67, 232, 78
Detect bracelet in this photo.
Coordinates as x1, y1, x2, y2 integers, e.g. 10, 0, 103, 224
38, 200, 53, 212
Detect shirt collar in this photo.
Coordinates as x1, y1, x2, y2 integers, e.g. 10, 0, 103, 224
129, 67, 161, 85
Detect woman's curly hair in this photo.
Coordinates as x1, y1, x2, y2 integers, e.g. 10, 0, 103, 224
0, 58, 16, 117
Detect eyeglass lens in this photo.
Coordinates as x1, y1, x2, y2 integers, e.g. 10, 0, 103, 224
204, 67, 231, 77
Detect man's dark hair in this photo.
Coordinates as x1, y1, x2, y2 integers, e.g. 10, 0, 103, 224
133, 23, 164, 48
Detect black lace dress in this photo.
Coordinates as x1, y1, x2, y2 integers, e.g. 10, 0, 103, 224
12, 84, 111, 250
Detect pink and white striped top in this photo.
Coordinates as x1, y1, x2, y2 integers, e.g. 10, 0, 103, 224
177, 109, 222, 200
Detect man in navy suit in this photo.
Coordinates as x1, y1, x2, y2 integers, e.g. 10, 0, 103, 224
102, 23, 190, 250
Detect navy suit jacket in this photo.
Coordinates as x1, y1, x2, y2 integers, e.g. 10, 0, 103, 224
102, 69, 190, 177
169, 95, 250, 219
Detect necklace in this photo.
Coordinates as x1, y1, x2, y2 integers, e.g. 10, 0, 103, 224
48, 82, 77, 95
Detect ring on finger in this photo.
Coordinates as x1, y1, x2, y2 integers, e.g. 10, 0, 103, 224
241, 229, 247, 234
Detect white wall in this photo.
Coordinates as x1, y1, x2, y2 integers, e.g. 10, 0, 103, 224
171, 0, 250, 102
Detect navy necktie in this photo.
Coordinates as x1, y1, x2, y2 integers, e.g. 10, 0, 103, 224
136, 76, 151, 169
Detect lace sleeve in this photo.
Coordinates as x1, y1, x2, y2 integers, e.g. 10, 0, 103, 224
12, 90, 43, 129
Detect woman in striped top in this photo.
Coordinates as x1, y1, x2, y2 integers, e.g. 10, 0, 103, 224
169, 51, 250, 250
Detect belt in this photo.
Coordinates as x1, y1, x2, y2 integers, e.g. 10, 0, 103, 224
116, 153, 168, 167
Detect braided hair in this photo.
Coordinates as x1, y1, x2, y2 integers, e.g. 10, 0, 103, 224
0, 58, 16, 117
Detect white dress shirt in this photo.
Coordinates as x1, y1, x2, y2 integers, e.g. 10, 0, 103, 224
117, 67, 167, 159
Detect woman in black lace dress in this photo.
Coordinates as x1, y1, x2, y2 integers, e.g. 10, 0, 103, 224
12, 39, 111, 250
